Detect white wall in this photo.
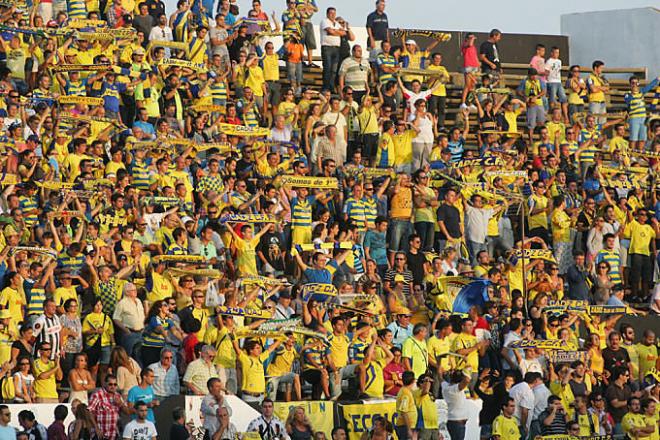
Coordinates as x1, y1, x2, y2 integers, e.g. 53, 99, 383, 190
560, 8, 660, 75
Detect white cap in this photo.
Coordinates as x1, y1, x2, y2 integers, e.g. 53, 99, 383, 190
405, 39, 417, 46
181, 216, 194, 224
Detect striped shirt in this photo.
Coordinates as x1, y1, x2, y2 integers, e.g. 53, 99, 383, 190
595, 248, 622, 284
338, 57, 371, 92
624, 78, 659, 119
344, 197, 367, 231
376, 53, 397, 85
32, 314, 62, 360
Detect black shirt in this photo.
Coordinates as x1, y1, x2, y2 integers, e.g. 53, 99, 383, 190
366, 11, 389, 42
602, 347, 631, 376
229, 36, 251, 62
170, 423, 190, 440
406, 250, 426, 286
436, 203, 461, 240
144, 0, 166, 19
258, 231, 285, 271
479, 40, 500, 71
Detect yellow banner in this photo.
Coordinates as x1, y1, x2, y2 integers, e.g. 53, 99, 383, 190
67, 19, 107, 28
220, 213, 278, 223
513, 249, 556, 262
340, 401, 397, 440
147, 40, 189, 54
509, 339, 569, 350
301, 283, 338, 302
391, 28, 451, 42
216, 305, 272, 319
587, 305, 628, 315
485, 170, 528, 178
453, 156, 503, 168
153, 255, 207, 264
219, 123, 270, 137
543, 300, 588, 314
58, 95, 104, 106
160, 58, 207, 71
51, 64, 112, 72
192, 104, 226, 114
280, 176, 338, 189
274, 402, 335, 437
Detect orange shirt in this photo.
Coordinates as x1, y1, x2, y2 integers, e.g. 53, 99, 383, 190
285, 42, 305, 64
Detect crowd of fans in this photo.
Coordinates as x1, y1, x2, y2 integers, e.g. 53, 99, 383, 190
0, 0, 657, 439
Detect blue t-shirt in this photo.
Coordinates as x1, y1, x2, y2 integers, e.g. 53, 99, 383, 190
304, 260, 338, 284
127, 384, 156, 422
363, 230, 387, 266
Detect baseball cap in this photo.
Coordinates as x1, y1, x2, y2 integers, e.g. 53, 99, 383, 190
133, 47, 145, 56
405, 39, 417, 46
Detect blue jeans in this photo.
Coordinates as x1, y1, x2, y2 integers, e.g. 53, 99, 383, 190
446, 420, 466, 440
467, 240, 487, 265
389, 219, 413, 254
547, 82, 567, 104
321, 45, 340, 90
414, 221, 435, 252
589, 101, 607, 125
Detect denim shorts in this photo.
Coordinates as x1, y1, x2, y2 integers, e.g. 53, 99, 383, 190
527, 105, 546, 128
628, 117, 647, 141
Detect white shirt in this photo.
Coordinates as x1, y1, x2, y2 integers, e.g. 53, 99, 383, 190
148, 25, 173, 43
508, 382, 534, 431
403, 89, 433, 119
545, 58, 562, 84
465, 205, 494, 244
532, 383, 551, 419
320, 111, 347, 142
441, 381, 470, 420
122, 419, 157, 440
320, 18, 341, 47
502, 331, 523, 370
651, 283, 660, 314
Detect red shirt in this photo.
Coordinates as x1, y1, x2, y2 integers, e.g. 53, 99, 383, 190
462, 44, 479, 68
383, 361, 405, 396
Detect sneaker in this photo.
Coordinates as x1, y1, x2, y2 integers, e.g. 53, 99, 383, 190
468, 104, 478, 112
308, 62, 320, 68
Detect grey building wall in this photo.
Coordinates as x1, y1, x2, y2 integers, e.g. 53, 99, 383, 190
560, 7, 659, 75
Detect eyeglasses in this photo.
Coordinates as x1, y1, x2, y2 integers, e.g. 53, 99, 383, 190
162, 355, 173, 360
107, 382, 118, 387
19, 362, 29, 366
364, 187, 374, 191
395, 257, 406, 261
41, 347, 52, 352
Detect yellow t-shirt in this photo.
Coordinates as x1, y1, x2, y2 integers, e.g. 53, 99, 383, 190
528, 194, 549, 230
0, 330, 13, 365
622, 413, 646, 438
395, 386, 417, 427
267, 346, 296, 377
549, 380, 575, 415
402, 337, 428, 379
357, 107, 379, 135
363, 357, 386, 399
546, 121, 566, 145
82, 312, 114, 346
327, 333, 350, 369
147, 271, 174, 303
262, 54, 280, 81
645, 414, 659, 440
54, 287, 78, 309
393, 130, 416, 166
427, 65, 448, 97
451, 333, 479, 371
238, 351, 269, 394
414, 389, 438, 429
33, 358, 58, 399
204, 325, 236, 369
552, 208, 572, 244
576, 412, 599, 437
492, 414, 520, 440
427, 335, 451, 371
625, 220, 655, 256
234, 236, 260, 276
0, 287, 25, 334
245, 66, 266, 97
636, 343, 658, 381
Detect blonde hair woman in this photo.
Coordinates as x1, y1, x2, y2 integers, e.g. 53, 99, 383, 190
285, 406, 314, 440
